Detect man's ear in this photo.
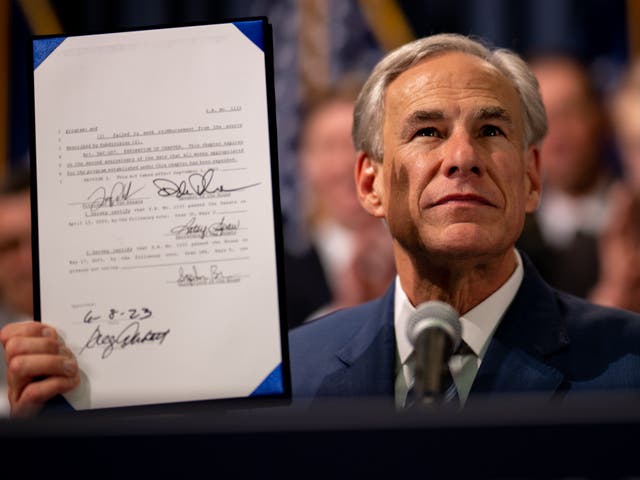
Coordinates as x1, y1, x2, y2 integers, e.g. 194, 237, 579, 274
524, 145, 542, 213
355, 151, 385, 218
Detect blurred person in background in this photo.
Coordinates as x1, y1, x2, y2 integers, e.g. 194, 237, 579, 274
0, 170, 34, 415
589, 62, 640, 312
517, 55, 613, 298
285, 76, 396, 329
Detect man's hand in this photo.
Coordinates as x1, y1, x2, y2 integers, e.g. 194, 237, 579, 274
333, 221, 396, 308
590, 184, 640, 312
0, 321, 79, 417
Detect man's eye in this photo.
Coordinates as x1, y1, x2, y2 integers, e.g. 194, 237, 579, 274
415, 127, 441, 138
480, 125, 504, 137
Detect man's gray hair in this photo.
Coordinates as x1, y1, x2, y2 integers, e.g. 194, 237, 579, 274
353, 33, 548, 161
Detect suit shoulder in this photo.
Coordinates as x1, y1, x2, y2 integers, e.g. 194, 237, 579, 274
554, 289, 640, 338
289, 299, 385, 359
287, 297, 389, 398
552, 290, 640, 384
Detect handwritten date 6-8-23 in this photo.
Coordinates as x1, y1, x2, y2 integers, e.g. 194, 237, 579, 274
83, 307, 152, 324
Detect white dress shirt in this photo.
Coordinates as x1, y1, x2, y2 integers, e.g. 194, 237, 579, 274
394, 249, 524, 406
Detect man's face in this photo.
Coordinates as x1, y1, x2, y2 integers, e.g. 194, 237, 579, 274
532, 59, 601, 195
365, 52, 540, 263
302, 100, 370, 228
0, 191, 33, 316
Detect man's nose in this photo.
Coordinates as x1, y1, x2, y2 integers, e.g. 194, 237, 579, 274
440, 130, 484, 177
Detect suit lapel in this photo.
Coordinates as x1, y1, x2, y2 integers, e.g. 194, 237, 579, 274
471, 253, 570, 400
316, 283, 396, 398
471, 337, 565, 398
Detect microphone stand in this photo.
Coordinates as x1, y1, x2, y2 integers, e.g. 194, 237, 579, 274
413, 330, 454, 406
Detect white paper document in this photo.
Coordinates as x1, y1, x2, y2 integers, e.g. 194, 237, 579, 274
32, 20, 287, 409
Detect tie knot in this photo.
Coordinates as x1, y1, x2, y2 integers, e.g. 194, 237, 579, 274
455, 340, 474, 356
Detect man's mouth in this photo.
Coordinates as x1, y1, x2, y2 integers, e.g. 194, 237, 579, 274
431, 193, 495, 207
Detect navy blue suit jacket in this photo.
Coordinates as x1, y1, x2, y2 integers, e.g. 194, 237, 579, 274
289, 255, 640, 402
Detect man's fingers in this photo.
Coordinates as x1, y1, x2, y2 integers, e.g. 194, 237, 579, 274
0, 322, 79, 417
7, 353, 78, 381
6, 353, 78, 415
4, 335, 63, 360
0, 321, 59, 346
11, 374, 81, 417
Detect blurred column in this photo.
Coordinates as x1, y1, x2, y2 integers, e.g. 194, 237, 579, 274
17, 0, 62, 34
299, 0, 330, 103
356, 0, 414, 52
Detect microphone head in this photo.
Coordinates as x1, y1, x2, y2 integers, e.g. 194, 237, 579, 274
406, 300, 462, 351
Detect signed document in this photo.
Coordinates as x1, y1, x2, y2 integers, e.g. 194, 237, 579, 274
31, 20, 288, 409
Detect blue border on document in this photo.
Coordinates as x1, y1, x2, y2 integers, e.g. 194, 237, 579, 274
250, 363, 283, 396
33, 37, 66, 70
232, 20, 264, 51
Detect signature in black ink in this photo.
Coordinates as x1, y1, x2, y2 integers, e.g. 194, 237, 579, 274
87, 181, 144, 213
177, 264, 241, 286
169, 216, 240, 239
82, 307, 152, 324
153, 168, 260, 199
79, 321, 170, 359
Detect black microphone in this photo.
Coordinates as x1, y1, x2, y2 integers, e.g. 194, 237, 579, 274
406, 301, 462, 405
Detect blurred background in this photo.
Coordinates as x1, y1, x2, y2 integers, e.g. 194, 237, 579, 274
2, 0, 636, 230
2, 0, 640, 328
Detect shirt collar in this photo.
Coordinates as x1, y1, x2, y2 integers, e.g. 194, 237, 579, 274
394, 249, 524, 365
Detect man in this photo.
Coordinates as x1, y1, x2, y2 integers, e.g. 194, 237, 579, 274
289, 34, 640, 404
285, 78, 395, 328
0, 171, 45, 416
0, 172, 79, 417
517, 56, 613, 298
0, 171, 33, 320
588, 60, 640, 312
2, 34, 640, 415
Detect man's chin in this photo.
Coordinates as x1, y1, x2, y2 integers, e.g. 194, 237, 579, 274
421, 228, 508, 260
